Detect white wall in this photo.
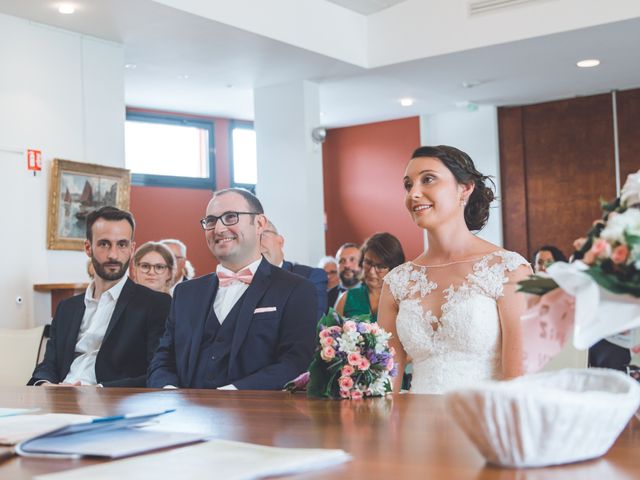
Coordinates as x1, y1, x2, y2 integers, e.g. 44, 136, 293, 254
0, 14, 125, 328
254, 80, 325, 266
419, 106, 502, 246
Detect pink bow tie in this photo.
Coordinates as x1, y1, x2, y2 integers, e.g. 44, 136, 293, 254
217, 268, 254, 287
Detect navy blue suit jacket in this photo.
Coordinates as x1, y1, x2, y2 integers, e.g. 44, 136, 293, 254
147, 257, 318, 390
29, 279, 170, 387
281, 260, 327, 320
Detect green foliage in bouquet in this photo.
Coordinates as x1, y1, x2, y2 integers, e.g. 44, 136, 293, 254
306, 309, 396, 400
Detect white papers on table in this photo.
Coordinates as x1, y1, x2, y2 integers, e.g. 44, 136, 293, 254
0, 414, 93, 445
35, 439, 352, 480
0, 407, 38, 418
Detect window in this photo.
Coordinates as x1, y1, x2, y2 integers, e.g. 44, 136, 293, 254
125, 111, 215, 189
230, 122, 257, 193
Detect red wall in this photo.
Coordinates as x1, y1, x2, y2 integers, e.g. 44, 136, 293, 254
322, 117, 423, 260
128, 108, 232, 277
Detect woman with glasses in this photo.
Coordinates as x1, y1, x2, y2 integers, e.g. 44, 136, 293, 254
335, 232, 405, 323
132, 242, 176, 295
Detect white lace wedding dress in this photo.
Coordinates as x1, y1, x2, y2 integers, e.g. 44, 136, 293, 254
385, 251, 529, 394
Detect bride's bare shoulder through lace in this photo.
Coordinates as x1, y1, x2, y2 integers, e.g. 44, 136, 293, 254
384, 262, 438, 303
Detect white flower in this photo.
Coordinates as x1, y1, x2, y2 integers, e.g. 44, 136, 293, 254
621, 171, 640, 208
601, 208, 640, 243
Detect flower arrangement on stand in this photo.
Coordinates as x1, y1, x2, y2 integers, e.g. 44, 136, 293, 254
286, 310, 397, 399
518, 170, 640, 372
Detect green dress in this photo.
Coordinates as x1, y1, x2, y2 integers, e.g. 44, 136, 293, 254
343, 284, 376, 322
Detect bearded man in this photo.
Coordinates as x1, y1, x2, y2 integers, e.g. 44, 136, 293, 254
29, 206, 170, 387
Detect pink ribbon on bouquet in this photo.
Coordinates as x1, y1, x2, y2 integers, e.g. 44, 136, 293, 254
520, 288, 576, 374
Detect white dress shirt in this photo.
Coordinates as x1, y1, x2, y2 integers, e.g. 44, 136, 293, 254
213, 257, 262, 323
62, 274, 128, 385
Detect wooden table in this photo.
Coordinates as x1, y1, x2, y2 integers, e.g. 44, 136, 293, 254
1, 387, 639, 479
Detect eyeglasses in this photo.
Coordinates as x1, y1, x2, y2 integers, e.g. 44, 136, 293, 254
200, 211, 259, 230
362, 258, 390, 273
137, 263, 169, 274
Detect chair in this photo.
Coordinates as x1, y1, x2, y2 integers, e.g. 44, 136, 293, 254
0, 326, 45, 386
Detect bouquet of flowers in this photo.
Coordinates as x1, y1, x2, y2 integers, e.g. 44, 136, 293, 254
286, 310, 397, 399
518, 170, 640, 372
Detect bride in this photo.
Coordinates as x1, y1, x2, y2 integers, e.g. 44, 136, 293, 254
378, 146, 531, 394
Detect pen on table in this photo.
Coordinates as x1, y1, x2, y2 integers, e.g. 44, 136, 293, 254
0, 446, 15, 463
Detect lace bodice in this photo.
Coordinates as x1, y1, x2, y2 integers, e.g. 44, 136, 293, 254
384, 251, 529, 394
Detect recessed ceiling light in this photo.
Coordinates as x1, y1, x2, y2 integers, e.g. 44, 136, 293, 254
124, 63, 137, 70
577, 59, 600, 68
399, 98, 414, 107
57, 4, 75, 14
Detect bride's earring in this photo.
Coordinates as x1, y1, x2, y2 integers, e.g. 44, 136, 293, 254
460, 198, 467, 207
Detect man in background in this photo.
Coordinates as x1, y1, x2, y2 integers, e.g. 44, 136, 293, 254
327, 242, 361, 309
260, 219, 328, 320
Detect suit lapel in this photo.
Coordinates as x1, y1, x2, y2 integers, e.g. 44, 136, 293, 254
103, 278, 135, 344
187, 274, 218, 385
63, 297, 86, 371
229, 258, 271, 363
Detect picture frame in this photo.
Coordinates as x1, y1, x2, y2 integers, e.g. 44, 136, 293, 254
47, 159, 131, 250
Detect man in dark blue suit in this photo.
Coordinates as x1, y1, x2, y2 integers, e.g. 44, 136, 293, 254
148, 188, 318, 390
260, 219, 327, 320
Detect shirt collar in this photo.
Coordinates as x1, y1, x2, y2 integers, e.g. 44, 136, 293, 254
216, 257, 263, 278
84, 272, 129, 304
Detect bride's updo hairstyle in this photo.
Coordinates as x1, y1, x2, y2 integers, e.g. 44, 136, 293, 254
411, 145, 495, 231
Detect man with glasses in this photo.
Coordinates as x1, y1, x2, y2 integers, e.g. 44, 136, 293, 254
260, 220, 328, 319
29, 207, 171, 387
148, 188, 317, 390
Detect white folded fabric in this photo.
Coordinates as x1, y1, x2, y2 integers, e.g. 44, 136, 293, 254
445, 368, 640, 468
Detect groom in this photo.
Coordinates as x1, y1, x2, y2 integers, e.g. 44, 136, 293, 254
148, 188, 317, 389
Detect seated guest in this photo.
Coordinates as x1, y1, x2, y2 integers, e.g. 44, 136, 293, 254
29, 207, 171, 387
133, 241, 175, 295
160, 239, 194, 285
532, 245, 567, 273
327, 243, 362, 309
335, 232, 405, 322
260, 219, 328, 320
148, 188, 317, 390
317, 256, 339, 291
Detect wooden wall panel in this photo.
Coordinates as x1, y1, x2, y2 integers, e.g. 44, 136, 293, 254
617, 88, 640, 182
498, 107, 528, 257
523, 94, 616, 258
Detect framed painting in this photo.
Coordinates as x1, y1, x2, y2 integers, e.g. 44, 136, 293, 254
47, 159, 131, 250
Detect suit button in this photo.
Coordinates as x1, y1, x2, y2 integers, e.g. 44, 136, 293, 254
211, 355, 215, 360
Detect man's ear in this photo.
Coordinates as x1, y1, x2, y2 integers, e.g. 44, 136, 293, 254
277, 235, 285, 249
255, 214, 268, 233
84, 240, 92, 258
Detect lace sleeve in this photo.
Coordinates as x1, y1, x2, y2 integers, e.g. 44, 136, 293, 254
383, 263, 411, 304
471, 251, 529, 299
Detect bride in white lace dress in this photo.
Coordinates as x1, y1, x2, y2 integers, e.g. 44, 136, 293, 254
378, 146, 531, 394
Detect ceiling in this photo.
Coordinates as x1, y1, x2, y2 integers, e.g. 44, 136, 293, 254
0, 0, 639, 127
325, 0, 409, 15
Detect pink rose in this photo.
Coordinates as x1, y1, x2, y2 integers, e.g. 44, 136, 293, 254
357, 358, 371, 371
347, 352, 362, 366
631, 345, 640, 355
339, 376, 354, 389
590, 239, 611, 258
350, 390, 363, 400
343, 321, 357, 333
322, 336, 335, 347
319, 329, 330, 338
342, 365, 355, 376
611, 244, 630, 264
339, 389, 350, 399
369, 323, 381, 334
330, 326, 342, 334
321, 346, 336, 361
